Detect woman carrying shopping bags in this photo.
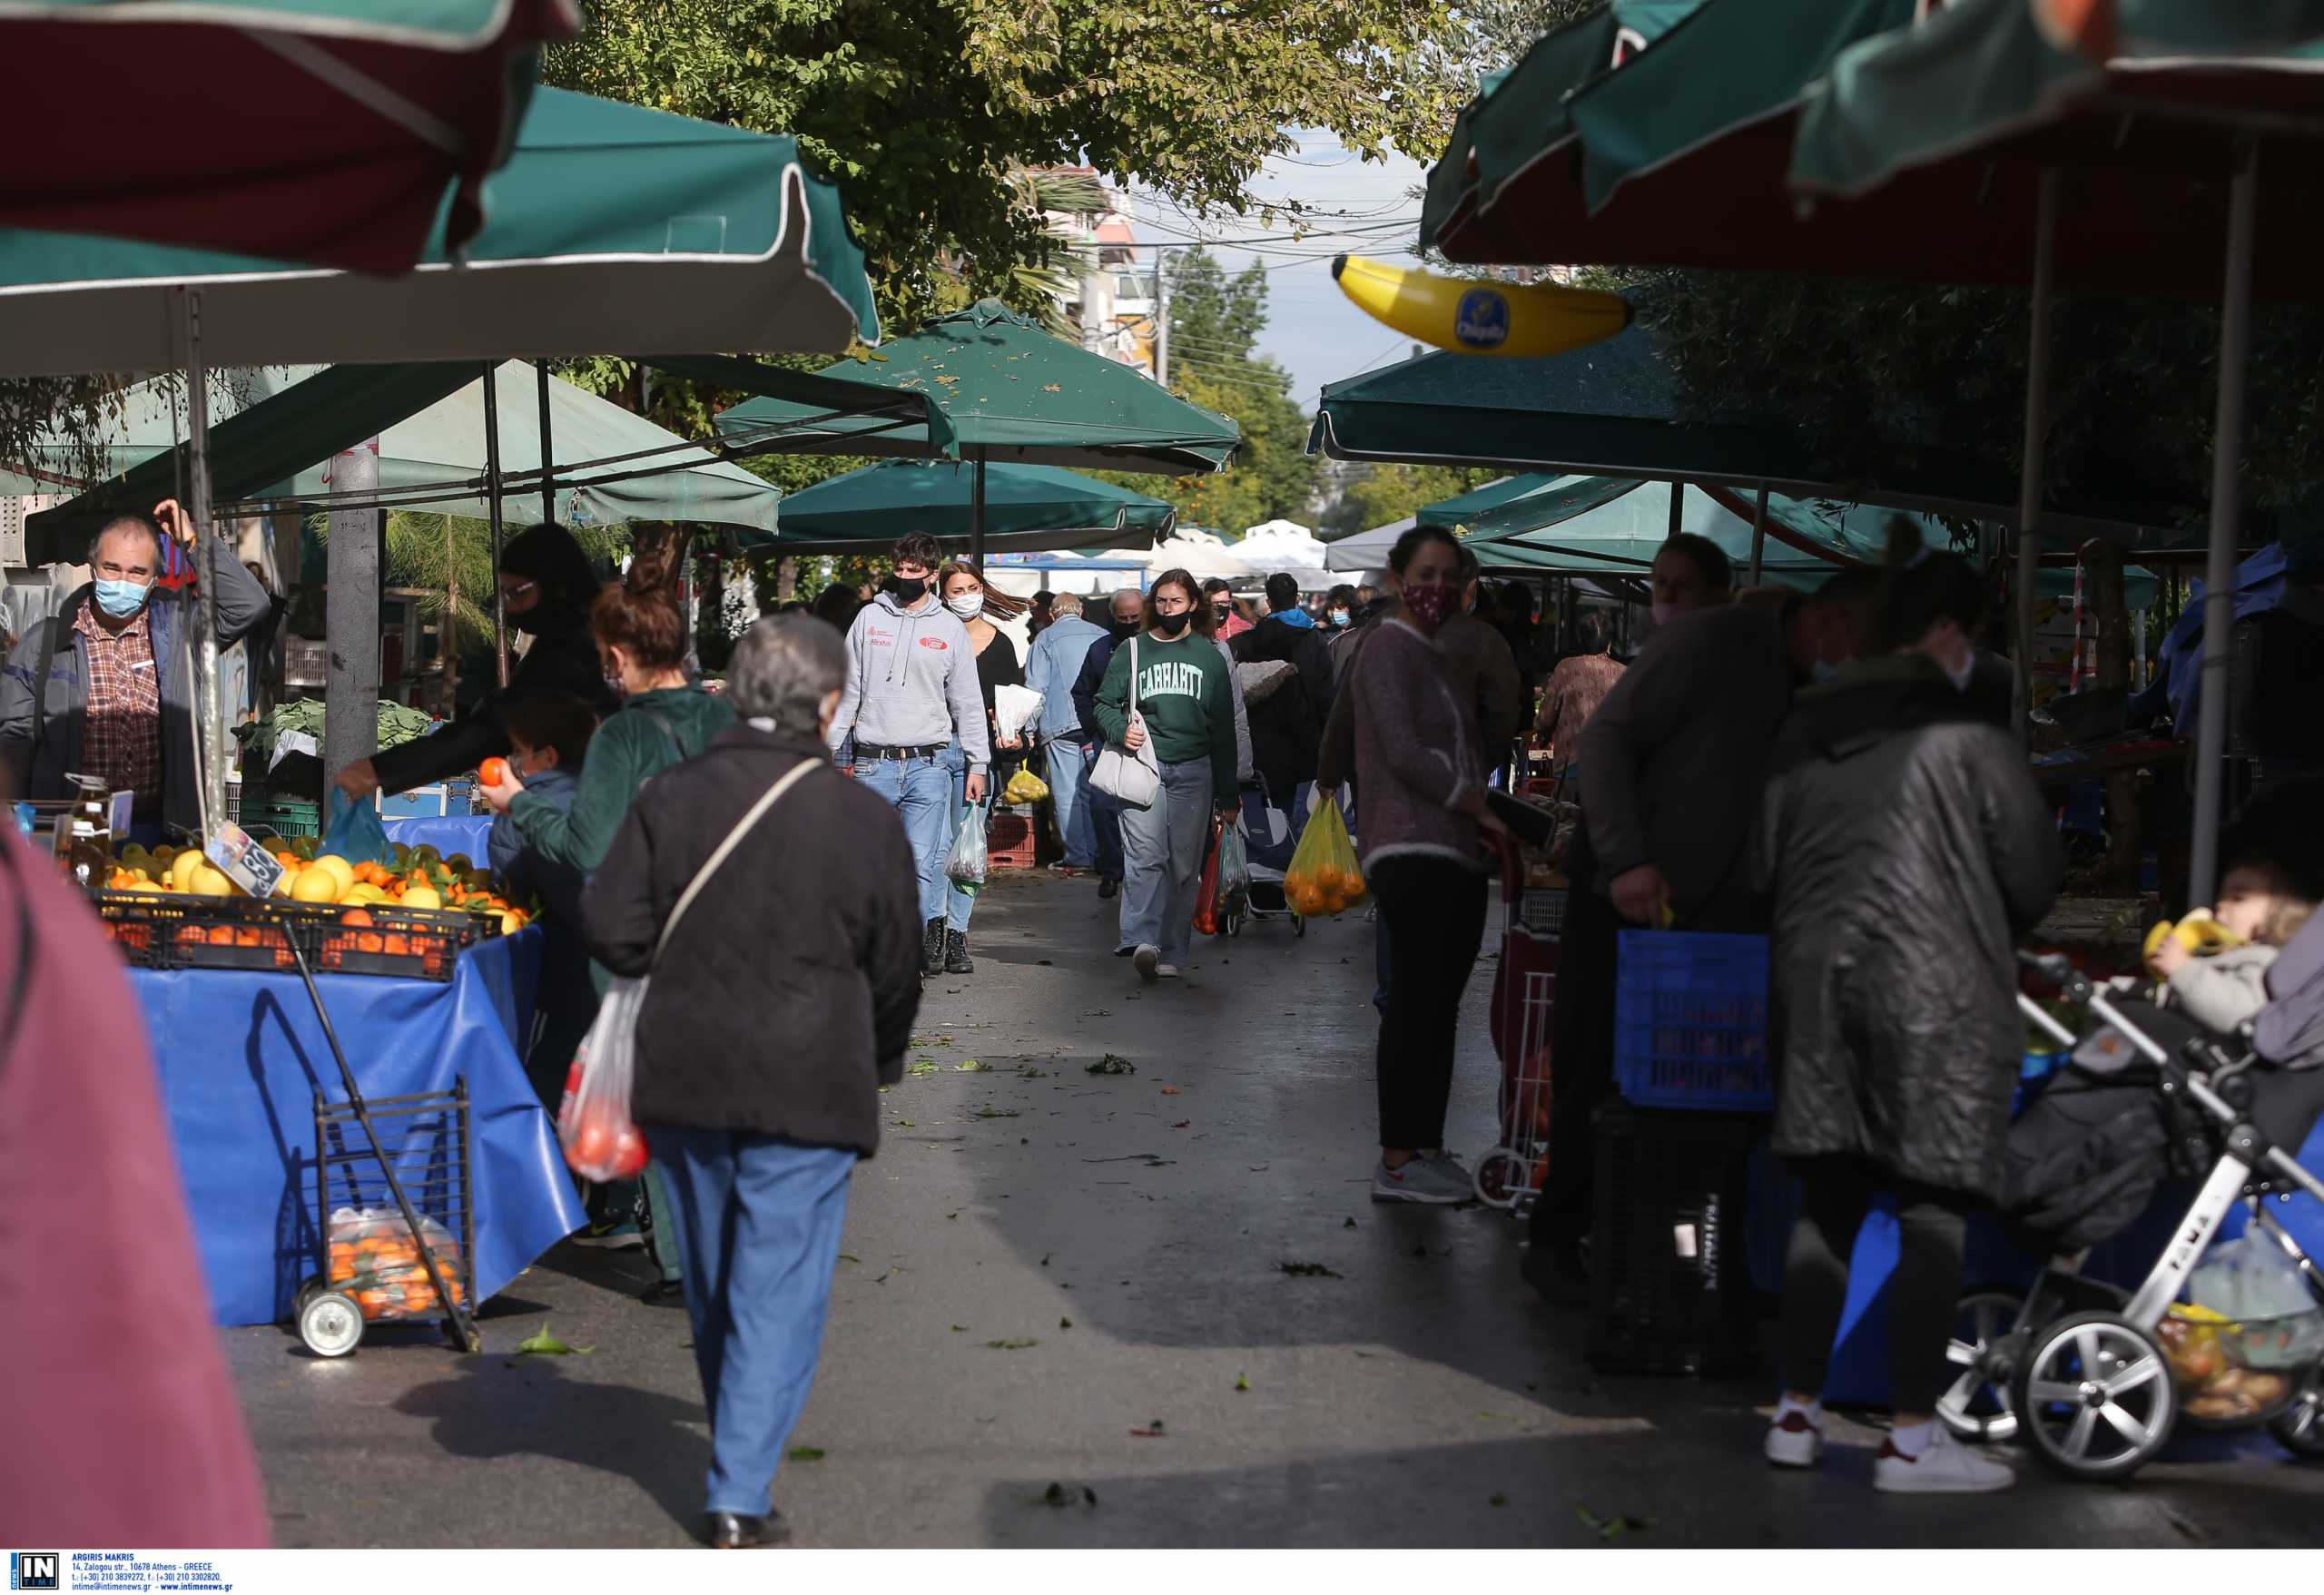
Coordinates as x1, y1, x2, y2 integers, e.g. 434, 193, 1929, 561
934, 559, 1024, 974
585, 615, 922, 1547
1093, 567, 1240, 983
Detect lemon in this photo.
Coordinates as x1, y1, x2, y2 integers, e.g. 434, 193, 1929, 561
170, 850, 205, 890
189, 865, 233, 897
312, 854, 357, 898
290, 868, 340, 904
402, 885, 443, 911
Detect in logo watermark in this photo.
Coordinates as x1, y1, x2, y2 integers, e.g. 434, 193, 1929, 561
9, 1552, 59, 1591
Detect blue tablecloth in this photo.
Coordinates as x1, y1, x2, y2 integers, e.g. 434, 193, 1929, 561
382, 814, 496, 863
134, 928, 584, 1327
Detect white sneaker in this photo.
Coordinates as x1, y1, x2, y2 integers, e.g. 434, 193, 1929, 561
1873, 1426, 2014, 1493
1157, 963, 1181, 979
1763, 1410, 1826, 1469
1133, 945, 1160, 983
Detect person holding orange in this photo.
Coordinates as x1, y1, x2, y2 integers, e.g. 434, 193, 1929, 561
1315, 525, 1503, 1205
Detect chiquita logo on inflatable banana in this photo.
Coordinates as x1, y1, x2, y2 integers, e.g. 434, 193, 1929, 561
1332, 255, 1630, 360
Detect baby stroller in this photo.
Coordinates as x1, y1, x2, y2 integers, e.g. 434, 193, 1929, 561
1937, 950, 2324, 1481
1223, 777, 1305, 939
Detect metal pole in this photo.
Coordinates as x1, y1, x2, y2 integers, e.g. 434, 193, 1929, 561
536, 359, 556, 527
183, 291, 225, 837
482, 363, 509, 688
323, 438, 380, 787
2189, 141, 2259, 908
1667, 479, 1684, 540
1156, 262, 1170, 386
970, 449, 988, 569
1748, 481, 1769, 586
2016, 167, 2061, 741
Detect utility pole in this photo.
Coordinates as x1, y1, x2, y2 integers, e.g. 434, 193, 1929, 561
1156, 259, 1170, 387
324, 439, 381, 783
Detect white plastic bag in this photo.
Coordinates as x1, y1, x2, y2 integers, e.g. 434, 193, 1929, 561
992, 683, 1045, 745
946, 801, 990, 891
559, 976, 650, 1182
2187, 1231, 2324, 1370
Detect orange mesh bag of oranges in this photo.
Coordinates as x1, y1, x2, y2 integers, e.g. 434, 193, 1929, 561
1283, 795, 1365, 918
325, 1206, 466, 1321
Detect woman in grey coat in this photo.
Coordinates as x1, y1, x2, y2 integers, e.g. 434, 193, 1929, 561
1753, 547, 2059, 1494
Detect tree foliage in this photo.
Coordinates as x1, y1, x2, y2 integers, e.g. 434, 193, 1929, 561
1316, 461, 1503, 537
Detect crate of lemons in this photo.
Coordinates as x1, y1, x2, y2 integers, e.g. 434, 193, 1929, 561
104, 836, 530, 936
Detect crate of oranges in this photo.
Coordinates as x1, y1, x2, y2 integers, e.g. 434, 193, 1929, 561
1283, 795, 1367, 918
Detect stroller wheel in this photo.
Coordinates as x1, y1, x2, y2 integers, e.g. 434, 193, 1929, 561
2267, 1363, 2324, 1460
1225, 907, 1243, 938
298, 1289, 365, 1359
1937, 1291, 2024, 1444
2014, 1310, 2176, 1482
1472, 1148, 1527, 1209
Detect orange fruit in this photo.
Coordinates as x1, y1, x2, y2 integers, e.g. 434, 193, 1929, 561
479, 756, 509, 788
340, 908, 374, 928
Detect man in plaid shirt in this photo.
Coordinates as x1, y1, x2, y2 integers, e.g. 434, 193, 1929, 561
0, 501, 271, 842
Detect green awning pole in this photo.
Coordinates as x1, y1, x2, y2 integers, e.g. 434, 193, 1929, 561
537, 359, 556, 527
1667, 479, 1682, 540
2188, 142, 2259, 909
2015, 169, 2060, 743
483, 362, 509, 688
1748, 482, 1768, 586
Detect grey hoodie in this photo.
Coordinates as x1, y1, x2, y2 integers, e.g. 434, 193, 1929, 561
828, 587, 992, 772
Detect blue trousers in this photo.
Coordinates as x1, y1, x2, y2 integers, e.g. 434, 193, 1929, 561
1086, 774, 1125, 885
853, 751, 952, 923
943, 745, 979, 933
648, 1127, 857, 1518
1045, 736, 1098, 870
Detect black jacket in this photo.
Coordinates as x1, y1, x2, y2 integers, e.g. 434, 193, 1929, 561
1072, 629, 1126, 745
1754, 657, 2062, 1201
1230, 615, 1335, 797
582, 724, 922, 1156
371, 608, 617, 795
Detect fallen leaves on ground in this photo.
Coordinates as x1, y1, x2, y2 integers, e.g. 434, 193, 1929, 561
1575, 1503, 1650, 1540
956, 1059, 990, 1072
1279, 1262, 1341, 1279
1040, 1482, 1098, 1508
1159, 1086, 1182, 1095
516, 1329, 590, 1356
1088, 1054, 1136, 1075
987, 1337, 1039, 1350
1130, 1418, 1167, 1438
788, 1446, 825, 1462
1235, 1373, 1251, 1392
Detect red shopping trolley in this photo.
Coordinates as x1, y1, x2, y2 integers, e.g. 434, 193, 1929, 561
1475, 827, 1564, 1209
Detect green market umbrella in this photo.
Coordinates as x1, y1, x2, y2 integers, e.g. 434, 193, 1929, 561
1417, 473, 1565, 528
22, 362, 790, 565
763, 458, 1176, 556
5, 0, 575, 272
0, 88, 881, 379
715, 298, 1238, 562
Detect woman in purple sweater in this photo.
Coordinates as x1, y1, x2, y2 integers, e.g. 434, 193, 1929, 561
1317, 524, 1506, 1203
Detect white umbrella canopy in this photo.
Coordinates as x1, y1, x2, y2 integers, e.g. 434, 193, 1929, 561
1230, 520, 1337, 591
1325, 515, 1413, 574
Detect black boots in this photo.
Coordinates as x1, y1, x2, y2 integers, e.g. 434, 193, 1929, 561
944, 929, 972, 974
921, 916, 945, 976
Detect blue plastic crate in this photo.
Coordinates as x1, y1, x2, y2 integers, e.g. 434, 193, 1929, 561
1612, 930, 1772, 1112
379, 779, 476, 819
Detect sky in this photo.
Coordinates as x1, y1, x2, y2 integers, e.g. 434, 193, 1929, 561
1128, 129, 1433, 415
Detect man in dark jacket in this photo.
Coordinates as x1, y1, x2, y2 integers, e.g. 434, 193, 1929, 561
0, 502, 271, 842
1072, 586, 1145, 900
1230, 572, 1336, 805
584, 614, 920, 1549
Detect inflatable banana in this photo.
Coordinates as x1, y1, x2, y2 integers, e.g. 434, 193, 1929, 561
1332, 255, 1630, 359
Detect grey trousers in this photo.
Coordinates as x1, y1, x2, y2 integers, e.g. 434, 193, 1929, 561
1116, 756, 1212, 966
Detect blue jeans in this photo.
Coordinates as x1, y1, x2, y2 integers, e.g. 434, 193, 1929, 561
1118, 757, 1213, 967
942, 743, 979, 933
1087, 773, 1125, 884
1046, 736, 1098, 870
853, 752, 952, 923
648, 1127, 857, 1519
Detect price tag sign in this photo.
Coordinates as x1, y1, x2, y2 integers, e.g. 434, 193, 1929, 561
108, 790, 134, 838
206, 822, 289, 900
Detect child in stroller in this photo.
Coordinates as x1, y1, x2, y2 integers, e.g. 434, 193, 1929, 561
1945, 950, 2324, 1481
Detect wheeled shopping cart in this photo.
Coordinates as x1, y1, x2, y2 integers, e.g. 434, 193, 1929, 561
1475, 830, 1563, 1209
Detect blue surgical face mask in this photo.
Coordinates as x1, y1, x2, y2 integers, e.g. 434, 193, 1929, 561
94, 578, 152, 618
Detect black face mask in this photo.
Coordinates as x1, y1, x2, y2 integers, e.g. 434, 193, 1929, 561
1155, 613, 1191, 639
1110, 615, 1140, 639
886, 576, 927, 604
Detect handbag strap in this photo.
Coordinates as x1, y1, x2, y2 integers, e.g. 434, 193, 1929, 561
652, 755, 820, 967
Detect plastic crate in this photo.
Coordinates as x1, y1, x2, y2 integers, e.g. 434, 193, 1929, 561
91, 891, 492, 981
1587, 1100, 1762, 1377
1612, 930, 1771, 1112
380, 780, 475, 819
243, 793, 321, 840
988, 812, 1038, 871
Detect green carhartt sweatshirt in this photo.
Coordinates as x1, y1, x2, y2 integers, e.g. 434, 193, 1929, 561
1094, 631, 1237, 804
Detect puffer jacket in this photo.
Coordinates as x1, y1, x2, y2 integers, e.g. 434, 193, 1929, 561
1754, 656, 2062, 1201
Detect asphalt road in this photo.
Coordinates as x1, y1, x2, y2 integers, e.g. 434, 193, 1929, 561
224, 871, 2324, 1549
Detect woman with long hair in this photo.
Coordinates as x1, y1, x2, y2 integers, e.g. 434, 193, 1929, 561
1315, 525, 1504, 1203
1532, 608, 1625, 783
933, 559, 1026, 973
1092, 567, 1240, 982
1755, 539, 2058, 1492
336, 520, 618, 801
479, 544, 735, 1295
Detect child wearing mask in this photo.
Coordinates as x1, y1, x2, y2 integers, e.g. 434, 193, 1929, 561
2149, 848, 2319, 1034
487, 693, 599, 1111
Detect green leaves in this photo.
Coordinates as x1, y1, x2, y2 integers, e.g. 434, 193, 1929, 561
515, 1328, 591, 1356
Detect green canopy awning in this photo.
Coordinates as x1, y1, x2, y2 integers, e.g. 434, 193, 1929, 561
763, 458, 1176, 556
6, 0, 573, 272
715, 299, 1238, 476
1308, 331, 2172, 543
23, 361, 790, 564
0, 87, 880, 379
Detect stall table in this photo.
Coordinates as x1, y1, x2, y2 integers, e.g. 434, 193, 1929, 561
382, 814, 496, 862
134, 927, 583, 1328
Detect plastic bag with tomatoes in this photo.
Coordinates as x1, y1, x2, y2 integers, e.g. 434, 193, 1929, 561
1283, 794, 1365, 918
558, 976, 652, 1182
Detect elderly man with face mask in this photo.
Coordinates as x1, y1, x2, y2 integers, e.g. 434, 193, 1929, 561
0, 501, 271, 843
